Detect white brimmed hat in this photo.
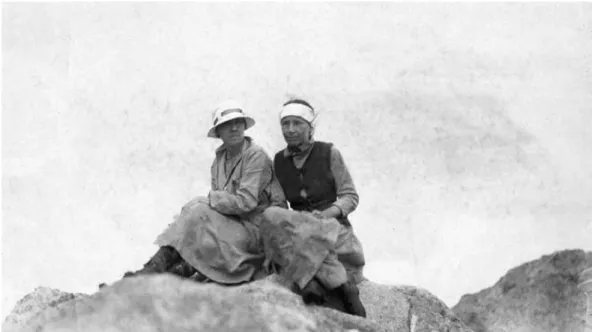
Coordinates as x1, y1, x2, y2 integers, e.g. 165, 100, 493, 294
207, 100, 255, 138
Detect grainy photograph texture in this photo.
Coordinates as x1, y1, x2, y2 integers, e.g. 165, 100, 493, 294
2, 2, 592, 332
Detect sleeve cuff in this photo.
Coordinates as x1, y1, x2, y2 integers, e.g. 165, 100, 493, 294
332, 203, 346, 217
209, 190, 223, 209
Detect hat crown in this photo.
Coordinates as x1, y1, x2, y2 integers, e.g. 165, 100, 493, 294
207, 100, 255, 138
212, 100, 244, 125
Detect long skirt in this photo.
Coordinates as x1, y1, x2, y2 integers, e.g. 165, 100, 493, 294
154, 200, 265, 284
260, 207, 366, 290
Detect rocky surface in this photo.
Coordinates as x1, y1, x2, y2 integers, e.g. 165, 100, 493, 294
452, 249, 592, 332
2, 287, 88, 329
3, 274, 472, 332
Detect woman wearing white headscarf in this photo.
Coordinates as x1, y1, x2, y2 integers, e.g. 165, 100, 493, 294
260, 99, 367, 317
122, 100, 284, 285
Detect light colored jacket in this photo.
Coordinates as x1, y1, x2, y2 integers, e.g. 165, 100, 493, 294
209, 136, 286, 221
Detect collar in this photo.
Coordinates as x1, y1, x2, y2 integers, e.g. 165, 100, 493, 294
283, 139, 315, 158
215, 136, 252, 156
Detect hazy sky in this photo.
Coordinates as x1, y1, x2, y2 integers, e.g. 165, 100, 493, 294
3, 2, 592, 319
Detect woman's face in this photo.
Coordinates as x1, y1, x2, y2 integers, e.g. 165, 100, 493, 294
281, 116, 312, 148
216, 118, 246, 147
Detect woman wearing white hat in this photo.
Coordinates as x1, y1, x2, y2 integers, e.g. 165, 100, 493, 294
260, 99, 367, 317
121, 100, 285, 285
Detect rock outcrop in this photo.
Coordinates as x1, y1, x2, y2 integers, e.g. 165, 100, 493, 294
2, 287, 88, 329
4, 274, 472, 332
452, 249, 592, 332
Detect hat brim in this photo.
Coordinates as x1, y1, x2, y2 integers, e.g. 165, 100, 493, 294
207, 115, 255, 138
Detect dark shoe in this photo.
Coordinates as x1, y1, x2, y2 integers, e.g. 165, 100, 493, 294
300, 278, 326, 305
124, 246, 182, 278
167, 260, 213, 283
189, 271, 210, 283
123, 264, 162, 278
322, 288, 346, 313
336, 282, 366, 317
168, 261, 198, 278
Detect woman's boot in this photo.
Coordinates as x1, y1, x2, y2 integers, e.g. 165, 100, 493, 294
299, 277, 327, 305
98, 246, 182, 289
167, 260, 210, 283
123, 246, 182, 278
168, 260, 197, 278
334, 281, 366, 317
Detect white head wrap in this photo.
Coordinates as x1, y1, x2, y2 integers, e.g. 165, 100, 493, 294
279, 102, 316, 124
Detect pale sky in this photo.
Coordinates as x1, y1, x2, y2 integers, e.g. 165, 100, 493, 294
2, 2, 592, 320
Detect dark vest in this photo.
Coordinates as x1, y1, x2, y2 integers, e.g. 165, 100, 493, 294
274, 141, 350, 226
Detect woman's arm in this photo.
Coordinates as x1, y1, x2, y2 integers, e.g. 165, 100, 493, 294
208, 149, 273, 215
319, 146, 359, 219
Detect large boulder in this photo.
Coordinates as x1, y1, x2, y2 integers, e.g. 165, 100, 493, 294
452, 249, 592, 332
4, 274, 472, 332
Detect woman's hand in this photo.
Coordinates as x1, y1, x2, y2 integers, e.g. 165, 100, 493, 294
312, 205, 342, 220
181, 196, 209, 214
311, 210, 325, 219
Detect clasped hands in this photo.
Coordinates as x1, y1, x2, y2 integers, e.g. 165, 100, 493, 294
311, 205, 342, 220
180, 193, 343, 221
